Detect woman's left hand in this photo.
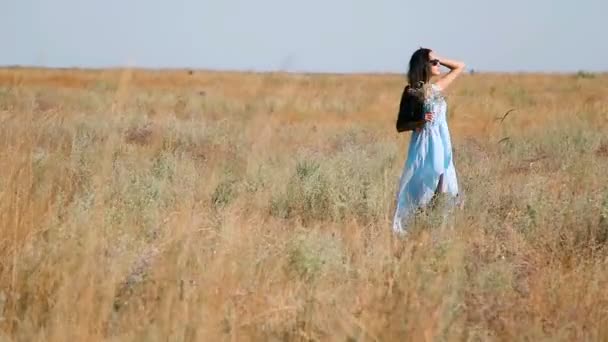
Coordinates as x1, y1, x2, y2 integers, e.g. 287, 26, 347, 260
424, 112, 434, 122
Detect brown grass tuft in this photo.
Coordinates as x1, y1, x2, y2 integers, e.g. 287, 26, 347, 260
124, 123, 154, 146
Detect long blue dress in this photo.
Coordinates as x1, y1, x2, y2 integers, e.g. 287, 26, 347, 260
392, 83, 460, 234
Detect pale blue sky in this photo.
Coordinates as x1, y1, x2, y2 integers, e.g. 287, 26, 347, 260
2, 0, 606, 73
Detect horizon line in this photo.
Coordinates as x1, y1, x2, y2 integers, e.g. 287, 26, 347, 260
0, 64, 605, 77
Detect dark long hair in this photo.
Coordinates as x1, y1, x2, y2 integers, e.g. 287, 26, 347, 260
407, 48, 432, 87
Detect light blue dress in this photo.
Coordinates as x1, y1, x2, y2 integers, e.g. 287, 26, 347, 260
392, 83, 460, 234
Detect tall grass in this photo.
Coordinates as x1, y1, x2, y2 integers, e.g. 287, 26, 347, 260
0, 69, 607, 341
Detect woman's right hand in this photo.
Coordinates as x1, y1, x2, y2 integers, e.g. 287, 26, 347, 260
432, 53, 466, 91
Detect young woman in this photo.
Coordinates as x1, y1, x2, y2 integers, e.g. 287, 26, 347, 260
392, 48, 466, 234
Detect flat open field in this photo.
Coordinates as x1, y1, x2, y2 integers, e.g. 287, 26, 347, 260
0, 68, 607, 341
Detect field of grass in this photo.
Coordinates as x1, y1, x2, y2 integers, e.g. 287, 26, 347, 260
0, 67, 607, 341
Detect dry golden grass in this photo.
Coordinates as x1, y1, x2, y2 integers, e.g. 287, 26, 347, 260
0, 67, 608, 341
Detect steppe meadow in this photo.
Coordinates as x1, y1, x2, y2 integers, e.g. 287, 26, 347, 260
0, 68, 607, 341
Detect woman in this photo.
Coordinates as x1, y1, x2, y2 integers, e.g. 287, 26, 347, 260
392, 48, 465, 234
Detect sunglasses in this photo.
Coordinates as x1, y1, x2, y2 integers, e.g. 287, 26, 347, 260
429, 59, 441, 66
